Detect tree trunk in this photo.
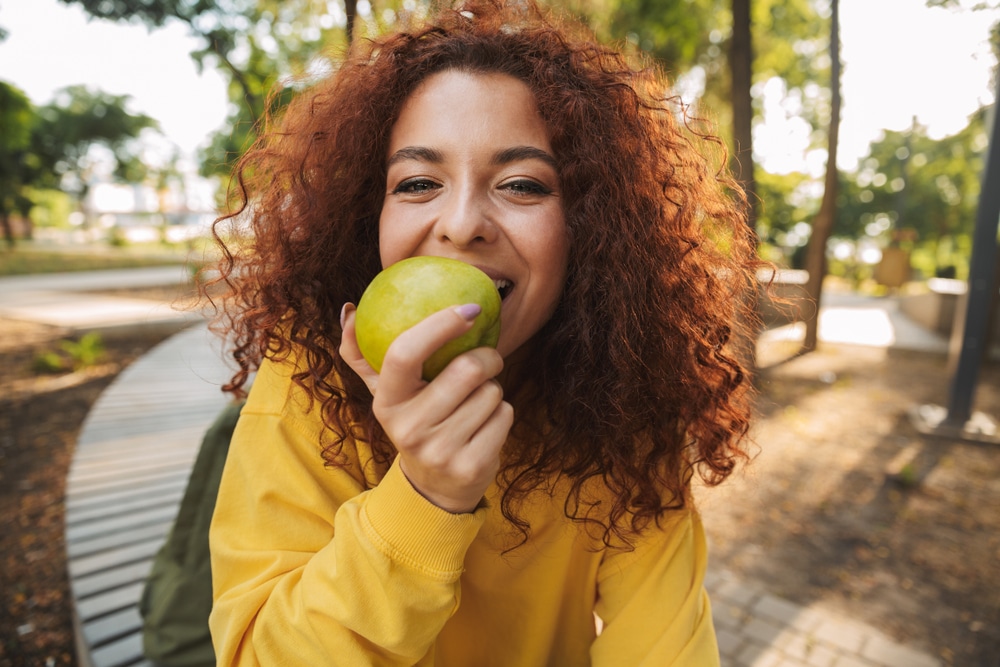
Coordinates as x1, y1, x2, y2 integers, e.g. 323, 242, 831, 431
345, 0, 358, 46
17, 197, 34, 241
801, 0, 841, 353
988, 243, 1000, 356
1, 211, 14, 249
729, 0, 761, 371
729, 0, 757, 230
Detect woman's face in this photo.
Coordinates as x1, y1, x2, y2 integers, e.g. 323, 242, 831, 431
379, 69, 570, 359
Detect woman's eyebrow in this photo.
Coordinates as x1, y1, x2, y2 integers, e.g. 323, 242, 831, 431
386, 145, 557, 170
386, 146, 444, 166
492, 146, 558, 170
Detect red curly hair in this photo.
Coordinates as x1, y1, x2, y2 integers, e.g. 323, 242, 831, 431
209, 0, 762, 547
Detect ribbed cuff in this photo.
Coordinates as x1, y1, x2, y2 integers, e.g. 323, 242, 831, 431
362, 459, 487, 579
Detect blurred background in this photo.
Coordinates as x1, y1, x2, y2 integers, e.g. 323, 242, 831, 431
0, 0, 996, 285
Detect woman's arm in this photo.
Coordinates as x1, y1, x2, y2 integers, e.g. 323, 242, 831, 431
208, 360, 488, 666
591, 510, 720, 666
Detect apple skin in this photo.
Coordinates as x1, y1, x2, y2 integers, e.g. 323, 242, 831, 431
355, 256, 502, 381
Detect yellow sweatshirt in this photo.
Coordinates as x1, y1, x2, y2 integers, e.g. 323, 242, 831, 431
209, 352, 720, 666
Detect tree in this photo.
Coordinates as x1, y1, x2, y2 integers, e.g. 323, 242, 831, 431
0, 81, 35, 247
730, 0, 756, 229
30, 86, 158, 226
601, 0, 829, 368
836, 111, 989, 278
60, 0, 354, 181
600, 0, 827, 192
800, 0, 840, 352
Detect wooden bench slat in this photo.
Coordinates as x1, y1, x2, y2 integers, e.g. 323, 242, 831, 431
77, 582, 146, 621
67, 469, 193, 499
68, 522, 172, 559
83, 606, 144, 648
71, 444, 199, 472
67, 479, 188, 516
68, 471, 193, 499
88, 630, 144, 667
75, 560, 153, 600
68, 489, 185, 524
77, 424, 211, 446
69, 535, 166, 576
67, 506, 181, 543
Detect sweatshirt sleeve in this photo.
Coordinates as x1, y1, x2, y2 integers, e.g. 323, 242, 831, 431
208, 359, 487, 666
590, 509, 720, 666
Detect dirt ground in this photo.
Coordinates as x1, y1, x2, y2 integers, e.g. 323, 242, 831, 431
0, 285, 196, 667
1, 284, 999, 666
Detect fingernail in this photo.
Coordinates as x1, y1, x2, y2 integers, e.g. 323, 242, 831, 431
454, 303, 482, 321
340, 303, 349, 329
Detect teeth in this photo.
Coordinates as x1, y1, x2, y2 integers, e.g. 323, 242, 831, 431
493, 278, 512, 293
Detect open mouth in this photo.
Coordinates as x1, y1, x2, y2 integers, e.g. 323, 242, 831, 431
493, 278, 513, 301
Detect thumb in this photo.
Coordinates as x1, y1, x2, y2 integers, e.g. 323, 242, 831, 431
339, 303, 379, 395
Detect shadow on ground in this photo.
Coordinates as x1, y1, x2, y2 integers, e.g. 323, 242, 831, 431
698, 343, 1000, 666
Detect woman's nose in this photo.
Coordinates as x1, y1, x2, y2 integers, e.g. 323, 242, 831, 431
434, 187, 498, 248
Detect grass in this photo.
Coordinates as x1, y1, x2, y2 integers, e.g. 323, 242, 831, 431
0, 242, 213, 276
32, 333, 108, 373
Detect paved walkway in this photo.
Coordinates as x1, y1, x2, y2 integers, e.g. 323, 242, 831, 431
759, 290, 950, 355
2, 268, 948, 667
0, 266, 201, 337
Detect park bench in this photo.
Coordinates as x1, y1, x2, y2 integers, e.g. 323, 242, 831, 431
64, 324, 231, 667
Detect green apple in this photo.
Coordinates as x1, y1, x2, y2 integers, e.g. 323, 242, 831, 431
354, 256, 502, 380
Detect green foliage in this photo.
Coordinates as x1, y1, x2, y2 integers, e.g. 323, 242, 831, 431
0, 80, 158, 242
32, 350, 68, 374
604, 0, 723, 69
836, 111, 988, 278
61, 0, 349, 184
0, 82, 33, 153
754, 169, 823, 265
0, 81, 37, 242
62, 333, 107, 369
25, 188, 74, 228
30, 86, 158, 196
753, 0, 828, 90
31, 332, 107, 373
756, 170, 818, 236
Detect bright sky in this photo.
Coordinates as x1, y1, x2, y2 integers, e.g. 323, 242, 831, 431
0, 0, 997, 177
0, 0, 229, 163
761, 0, 997, 173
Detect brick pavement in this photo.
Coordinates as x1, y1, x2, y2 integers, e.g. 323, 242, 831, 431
707, 570, 941, 667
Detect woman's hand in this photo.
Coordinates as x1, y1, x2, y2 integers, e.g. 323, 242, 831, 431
340, 303, 513, 513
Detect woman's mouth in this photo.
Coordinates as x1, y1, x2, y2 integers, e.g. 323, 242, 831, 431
493, 278, 513, 301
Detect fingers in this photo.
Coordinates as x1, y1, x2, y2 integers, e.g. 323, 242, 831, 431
341, 300, 501, 400
418, 347, 504, 421
376, 304, 489, 397
397, 373, 505, 452
397, 395, 513, 514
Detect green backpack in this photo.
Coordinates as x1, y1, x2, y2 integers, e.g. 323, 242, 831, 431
139, 400, 244, 667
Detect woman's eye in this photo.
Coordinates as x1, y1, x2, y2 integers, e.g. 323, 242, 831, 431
501, 179, 552, 196
392, 178, 439, 194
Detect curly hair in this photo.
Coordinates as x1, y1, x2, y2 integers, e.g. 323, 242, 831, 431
209, 0, 763, 548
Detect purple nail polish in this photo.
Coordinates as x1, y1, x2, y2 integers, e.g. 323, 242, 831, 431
454, 303, 482, 321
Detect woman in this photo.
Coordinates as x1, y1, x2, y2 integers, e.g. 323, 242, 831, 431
207, 1, 761, 664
